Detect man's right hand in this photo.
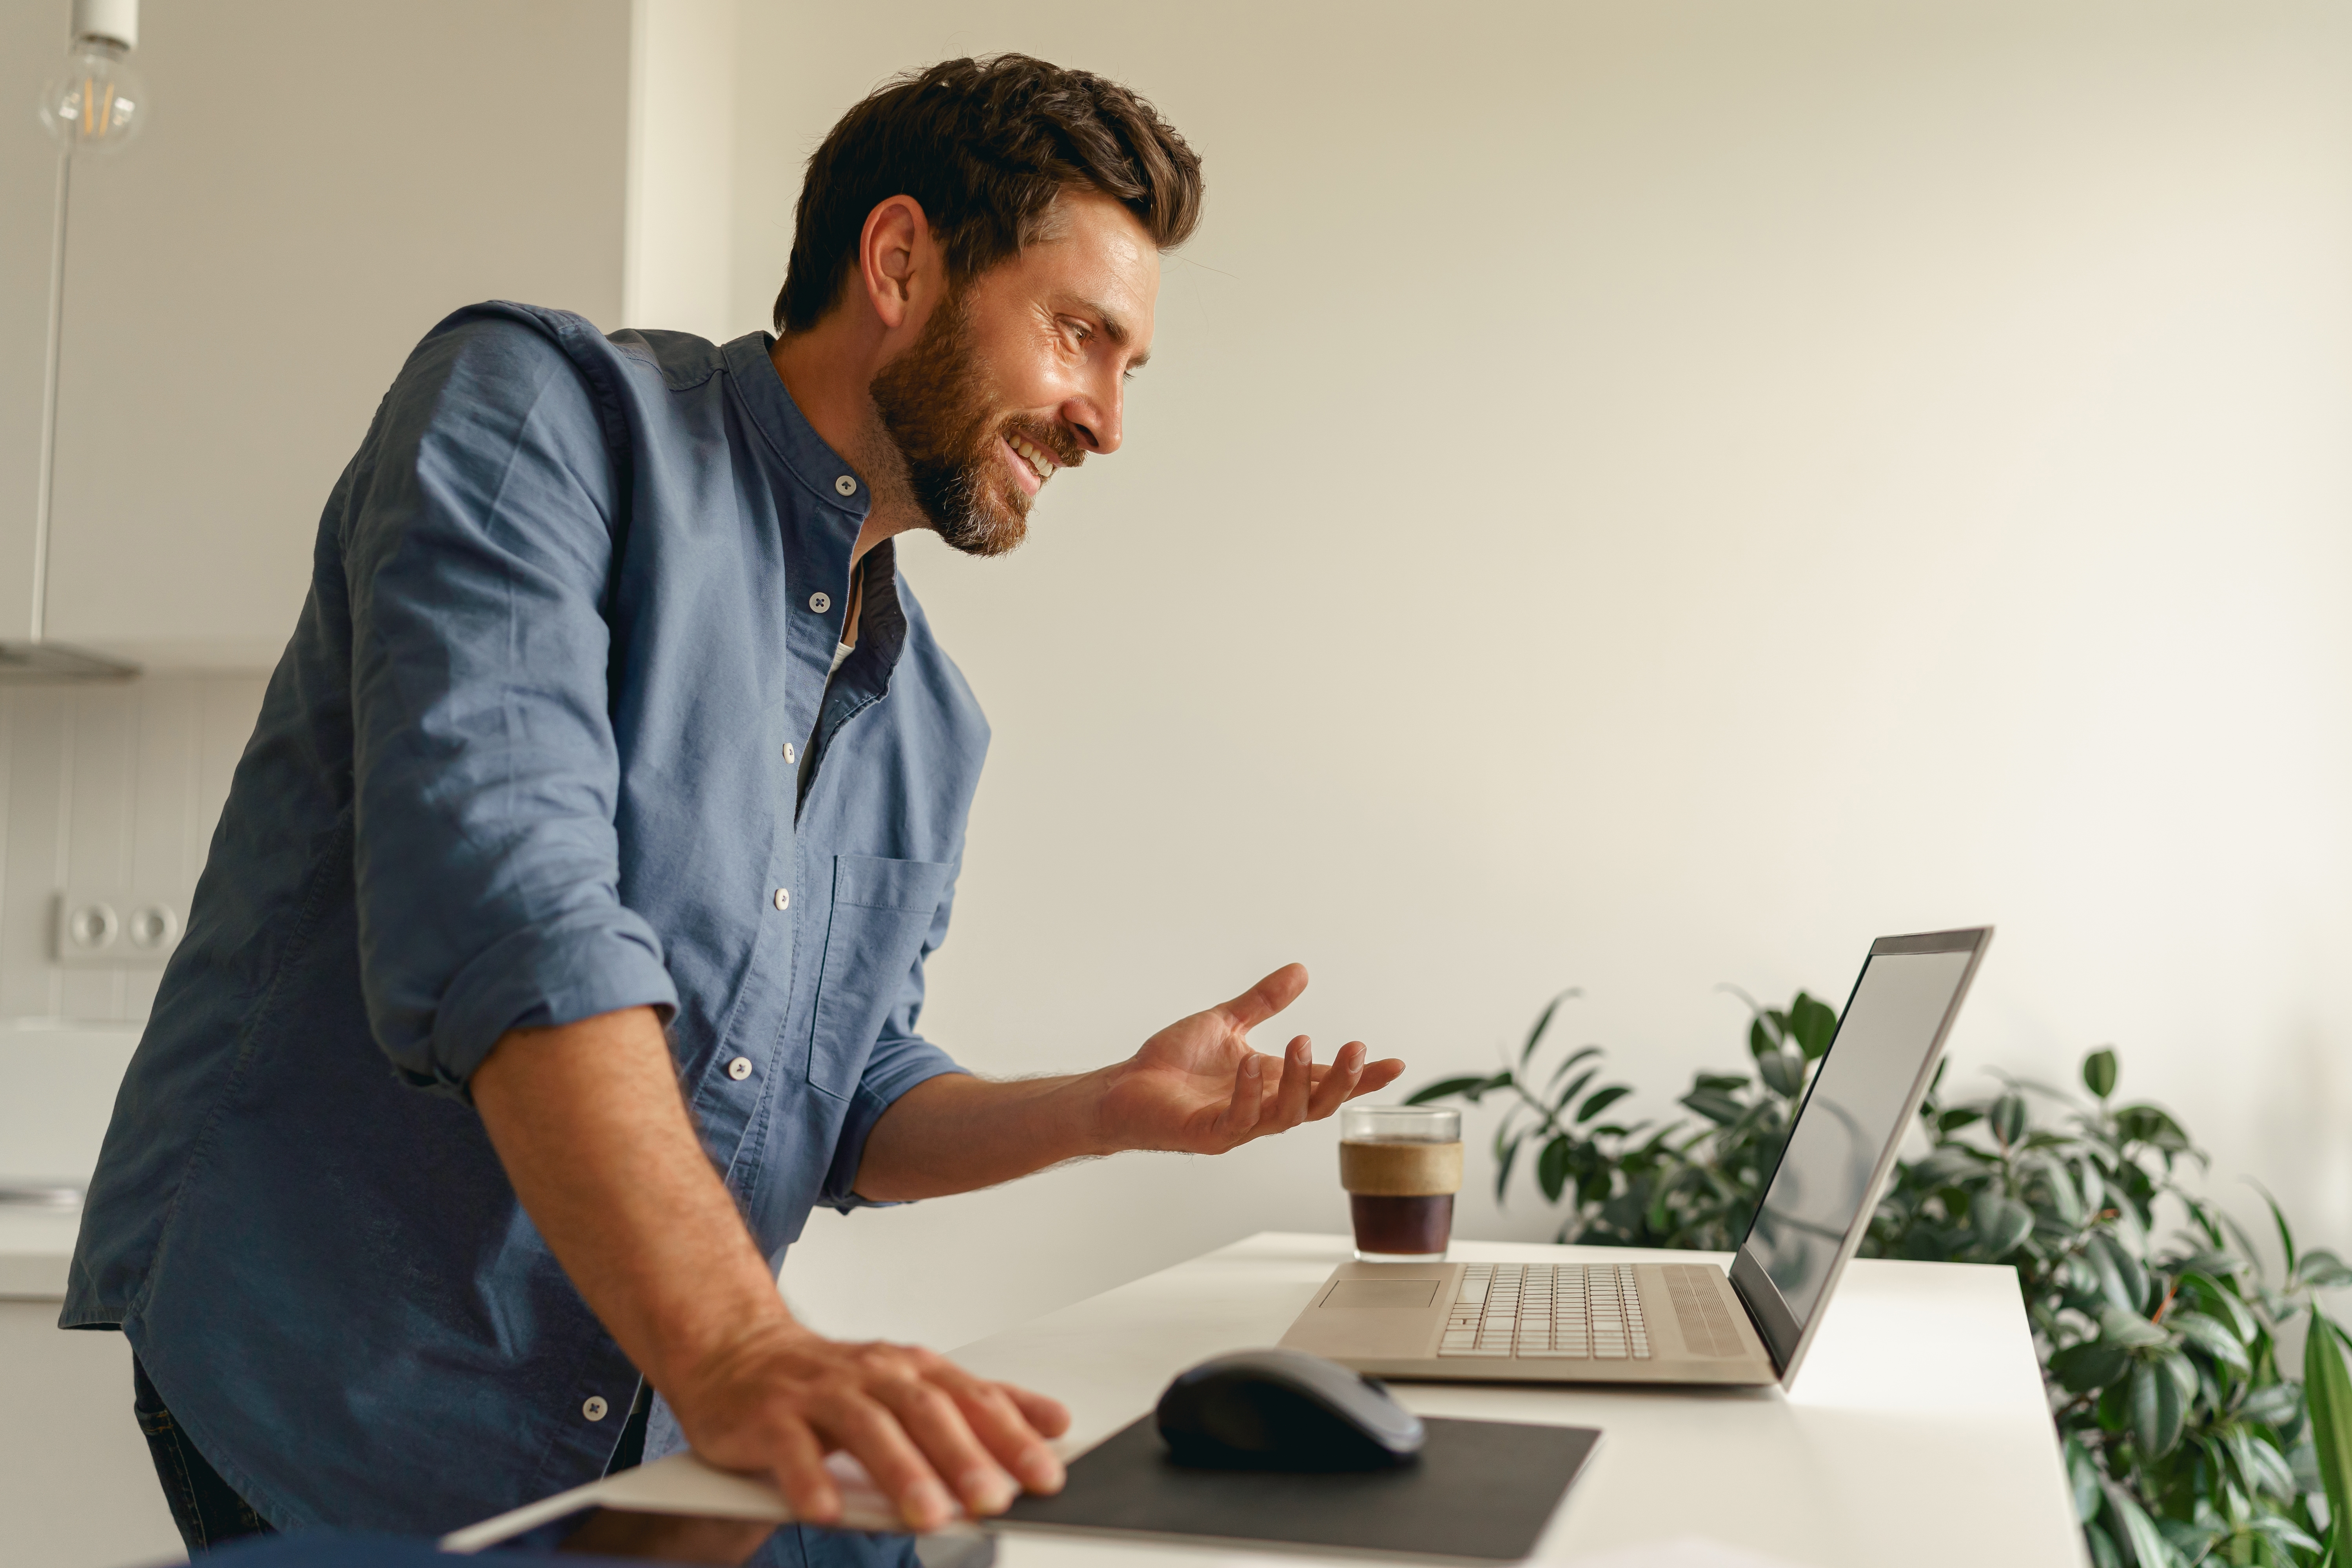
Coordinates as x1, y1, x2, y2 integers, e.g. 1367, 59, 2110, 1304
471, 1007, 1067, 1534
670, 1321, 1069, 1530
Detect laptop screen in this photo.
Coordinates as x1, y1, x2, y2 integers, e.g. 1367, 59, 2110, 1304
1732, 935, 1985, 1377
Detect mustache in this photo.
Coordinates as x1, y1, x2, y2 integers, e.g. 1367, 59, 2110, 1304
1002, 418, 1085, 472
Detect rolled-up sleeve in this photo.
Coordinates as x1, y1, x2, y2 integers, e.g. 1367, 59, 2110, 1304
819, 864, 970, 1209
342, 310, 677, 1094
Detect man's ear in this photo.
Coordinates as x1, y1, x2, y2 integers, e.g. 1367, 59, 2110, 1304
858, 195, 936, 332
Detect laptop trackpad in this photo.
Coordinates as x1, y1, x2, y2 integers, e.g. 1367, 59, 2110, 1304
1320, 1279, 1442, 1309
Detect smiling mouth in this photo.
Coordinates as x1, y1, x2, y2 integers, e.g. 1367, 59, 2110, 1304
1006, 433, 1059, 485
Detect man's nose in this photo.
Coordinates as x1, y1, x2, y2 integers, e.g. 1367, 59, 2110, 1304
1064, 385, 1123, 456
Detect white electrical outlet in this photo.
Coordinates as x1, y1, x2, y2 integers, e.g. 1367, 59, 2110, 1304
54, 888, 184, 967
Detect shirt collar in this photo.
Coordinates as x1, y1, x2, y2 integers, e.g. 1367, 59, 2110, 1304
720, 331, 872, 528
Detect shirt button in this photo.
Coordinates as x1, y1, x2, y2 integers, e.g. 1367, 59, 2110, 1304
835, 475, 857, 496
782, 742, 796, 764
727, 1056, 753, 1081
809, 592, 831, 614
582, 1396, 609, 1422
773, 887, 790, 911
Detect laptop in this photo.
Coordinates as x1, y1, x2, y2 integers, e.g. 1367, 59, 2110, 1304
1279, 927, 1992, 1389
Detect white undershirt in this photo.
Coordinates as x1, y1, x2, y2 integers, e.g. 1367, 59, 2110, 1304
829, 640, 854, 677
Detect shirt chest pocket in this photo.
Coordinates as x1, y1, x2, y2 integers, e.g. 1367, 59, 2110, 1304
801, 853, 953, 1099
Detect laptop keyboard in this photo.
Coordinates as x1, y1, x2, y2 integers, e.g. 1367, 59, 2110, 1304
1439, 1262, 1653, 1359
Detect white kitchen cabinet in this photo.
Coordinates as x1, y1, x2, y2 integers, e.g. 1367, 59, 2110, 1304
2, 0, 632, 669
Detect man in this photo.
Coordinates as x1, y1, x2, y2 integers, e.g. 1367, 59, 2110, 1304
65, 53, 1403, 1558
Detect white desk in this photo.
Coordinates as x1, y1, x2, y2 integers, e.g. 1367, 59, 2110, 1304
954, 1231, 2080, 1568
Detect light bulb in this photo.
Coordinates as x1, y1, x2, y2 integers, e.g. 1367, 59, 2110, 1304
38, 5, 146, 156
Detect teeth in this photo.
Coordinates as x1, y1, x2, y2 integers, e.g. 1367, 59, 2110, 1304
1011, 436, 1055, 480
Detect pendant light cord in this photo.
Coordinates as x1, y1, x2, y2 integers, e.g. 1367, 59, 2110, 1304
31, 151, 73, 646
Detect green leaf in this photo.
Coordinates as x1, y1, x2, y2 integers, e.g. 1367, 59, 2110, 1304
2130, 1358, 2186, 1458
1914, 1146, 1990, 1187
1680, 1087, 1747, 1126
2063, 1437, 2103, 1523
1521, 988, 1581, 1066
1494, 1136, 1521, 1204
1542, 1044, 1604, 1089
1576, 1084, 1634, 1125
2297, 1249, 2352, 1292
2179, 1270, 2257, 1345
1989, 1093, 2029, 1148
1548, 1067, 1601, 1121
2305, 1311, 2352, 1566
2034, 1159, 2085, 1228
2053, 1340, 2133, 1393
1756, 1047, 1806, 1098
1975, 1192, 2034, 1259
1536, 1136, 1572, 1203
1787, 992, 1838, 1059
2238, 1381, 2301, 1429
1937, 1106, 1984, 1134
2249, 1179, 2299, 1281
1406, 1074, 1498, 1106
2082, 1047, 2119, 1100
1748, 1016, 1775, 1061
2117, 1103, 2194, 1152
2102, 1483, 2179, 1568
2089, 1233, 2152, 1314
2169, 1311, 2250, 1371
2097, 1305, 2170, 1350
2077, 1158, 2107, 1219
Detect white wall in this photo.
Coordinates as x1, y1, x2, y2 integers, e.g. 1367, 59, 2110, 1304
624, 0, 741, 340
728, 0, 2352, 1350
0, 678, 264, 1025
3, 0, 2345, 1373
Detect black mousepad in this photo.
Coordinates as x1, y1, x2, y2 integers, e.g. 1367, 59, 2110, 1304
997, 1414, 1602, 1563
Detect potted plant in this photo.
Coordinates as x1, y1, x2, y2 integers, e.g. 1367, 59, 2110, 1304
1411, 990, 2352, 1567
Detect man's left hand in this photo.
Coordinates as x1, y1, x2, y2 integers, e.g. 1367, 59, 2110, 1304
1092, 963, 1405, 1154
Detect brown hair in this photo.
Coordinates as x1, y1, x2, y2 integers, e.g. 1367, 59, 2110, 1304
774, 55, 1204, 334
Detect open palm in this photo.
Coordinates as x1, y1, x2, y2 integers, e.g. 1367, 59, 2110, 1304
1095, 963, 1405, 1154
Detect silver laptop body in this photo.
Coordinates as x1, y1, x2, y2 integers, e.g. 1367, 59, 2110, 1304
1279, 928, 1992, 1389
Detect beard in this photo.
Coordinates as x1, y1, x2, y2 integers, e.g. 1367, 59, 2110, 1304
867, 287, 1082, 558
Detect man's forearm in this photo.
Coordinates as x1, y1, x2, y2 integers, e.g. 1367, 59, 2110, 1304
852, 971, 1398, 1202
470, 1007, 792, 1396
852, 1072, 1114, 1201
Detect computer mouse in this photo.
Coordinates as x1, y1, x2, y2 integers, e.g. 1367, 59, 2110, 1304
1154, 1348, 1426, 1471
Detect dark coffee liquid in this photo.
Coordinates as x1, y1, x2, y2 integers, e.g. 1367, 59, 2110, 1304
1350, 1193, 1454, 1257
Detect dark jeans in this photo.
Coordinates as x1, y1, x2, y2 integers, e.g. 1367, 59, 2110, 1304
133, 1357, 275, 1553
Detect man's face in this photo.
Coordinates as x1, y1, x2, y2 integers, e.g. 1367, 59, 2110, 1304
870, 192, 1159, 556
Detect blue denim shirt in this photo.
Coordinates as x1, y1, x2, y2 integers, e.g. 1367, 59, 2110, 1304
62, 304, 983, 1537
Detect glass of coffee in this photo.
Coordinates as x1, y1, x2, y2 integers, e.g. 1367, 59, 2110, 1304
1339, 1105, 1463, 1262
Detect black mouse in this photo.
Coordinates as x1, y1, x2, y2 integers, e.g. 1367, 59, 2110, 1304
1154, 1348, 1425, 1471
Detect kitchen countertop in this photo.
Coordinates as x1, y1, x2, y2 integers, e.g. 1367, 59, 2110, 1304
0, 1204, 82, 1301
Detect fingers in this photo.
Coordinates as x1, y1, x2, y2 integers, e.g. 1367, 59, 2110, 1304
1212, 1052, 1270, 1143
932, 1364, 1067, 1495
1272, 1034, 1314, 1130
1214, 962, 1309, 1032
1304, 1041, 1367, 1119
1352, 1056, 1407, 1098
867, 1370, 1016, 1521
818, 1385, 961, 1530
1003, 1382, 1073, 1441
765, 1418, 840, 1526
682, 1332, 1069, 1538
